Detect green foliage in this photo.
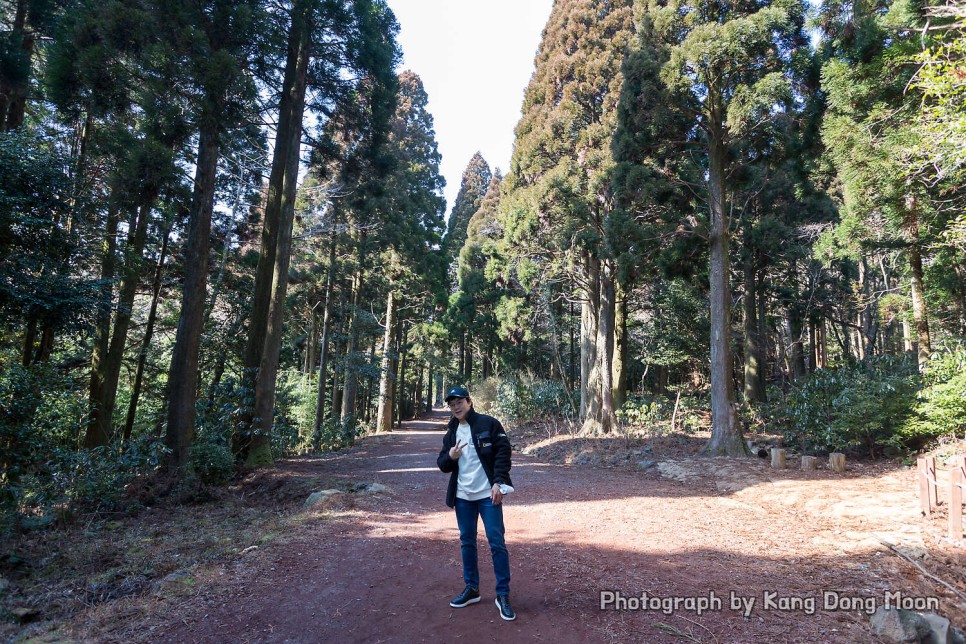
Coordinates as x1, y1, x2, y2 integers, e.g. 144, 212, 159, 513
639, 278, 710, 370
271, 370, 315, 456
471, 374, 574, 425
617, 394, 708, 435
617, 395, 672, 426
188, 433, 236, 485
0, 356, 171, 527
310, 415, 361, 452
908, 18, 966, 183
445, 152, 491, 260
901, 346, 966, 444
769, 356, 920, 456
0, 359, 86, 503
206, 370, 318, 463
0, 129, 97, 332
6, 439, 168, 530
58, 440, 168, 510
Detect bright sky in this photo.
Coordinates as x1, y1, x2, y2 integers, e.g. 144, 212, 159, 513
385, 0, 554, 227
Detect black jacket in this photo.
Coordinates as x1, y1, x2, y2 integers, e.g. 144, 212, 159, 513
437, 408, 513, 508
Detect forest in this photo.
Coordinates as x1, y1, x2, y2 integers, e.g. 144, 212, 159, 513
1, 0, 965, 531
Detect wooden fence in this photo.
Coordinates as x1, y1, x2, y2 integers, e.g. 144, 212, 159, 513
918, 454, 966, 540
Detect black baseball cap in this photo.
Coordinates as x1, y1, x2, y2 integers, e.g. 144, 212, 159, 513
444, 386, 470, 402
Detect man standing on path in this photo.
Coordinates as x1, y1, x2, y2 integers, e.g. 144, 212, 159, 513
437, 386, 516, 621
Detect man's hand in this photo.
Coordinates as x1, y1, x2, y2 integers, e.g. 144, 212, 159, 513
491, 483, 503, 505
449, 439, 467, 460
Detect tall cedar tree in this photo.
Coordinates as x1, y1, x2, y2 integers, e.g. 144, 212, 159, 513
1, 0, 74, 130
610, 6, 690, 406
503, 0, 635, 435
819, 0, 960, 367
375, 70, 446, 433
446, 152, 492, 380
456, 170, 505, 380
309, 63, 400, 437
444, 151, 491, 262
162, 0, 261, 468
646, 0, 806, 454
47, 0, 190, 447
237, 0, 400, 465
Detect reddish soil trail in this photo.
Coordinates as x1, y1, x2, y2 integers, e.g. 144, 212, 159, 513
149, 410, 953, 643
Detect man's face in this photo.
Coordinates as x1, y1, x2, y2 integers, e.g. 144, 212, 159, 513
448, 397, 470, 421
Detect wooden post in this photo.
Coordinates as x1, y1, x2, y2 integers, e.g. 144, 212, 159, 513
829, 452, 846, 473
949, 455, 965, 540
670, 390, 681, 432
918, 455, 938, 516
801, 456, 817, 471
770, 448, 786, 469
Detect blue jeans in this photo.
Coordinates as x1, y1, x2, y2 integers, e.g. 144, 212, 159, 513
454, 496, 511, 595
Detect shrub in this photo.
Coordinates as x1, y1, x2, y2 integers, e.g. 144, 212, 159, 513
900, 346, 966, 446
769, 355, 919, 457
189, 433, 236, 485
1, 360, 86, 512
472, 374, 574, 425
617, 395, 673, 432
618, 393, 709, 436
312, 416, 351, 452
273, 370, 316, 455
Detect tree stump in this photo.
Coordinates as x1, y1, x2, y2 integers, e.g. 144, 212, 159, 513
770, 448, 786, 469
829, 452, 846, 473
801, 456, 817, 471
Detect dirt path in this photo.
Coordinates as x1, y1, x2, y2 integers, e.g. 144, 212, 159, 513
137, 411, 958, 643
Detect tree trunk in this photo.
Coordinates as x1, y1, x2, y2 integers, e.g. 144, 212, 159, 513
362, 339, 376, 424
742, 254, 764, 402
814, 317, 828, 370
331, 304, 345, 421
165, 123, 220, 469
87, 205, 120, 436
313, 231, 337, 440
907, 218, 931, 367
341, 270, 364, 441
414, 363, 424, 419
241, 4, 312, 465
34, 324, 54, 363
376, 289, 396, 432
954, 262, 966, 336
569, 299, 577, 393
702, 129, 744, 456
389, 314, 401, 425
86, 196, 157, 448
543, 285, 576, 415
123, 224, 171, 443
0, 0, 34, 132
580, 255, 616, 435
304, 307, 316, 377
902, 317, 913, 352
597, 261, 617, 432
612, 278, 628, 410
396, 322, 408, 428
756, 271, 768, 398
21, 316, 37, 367
787, 305, 807, 381
579, 252, 599, 420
